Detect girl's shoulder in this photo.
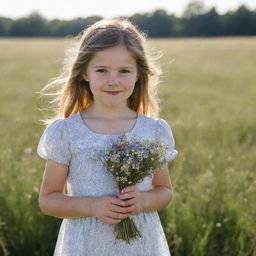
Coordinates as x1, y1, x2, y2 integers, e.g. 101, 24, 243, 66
141, 114, 176, 141
140, 114, 173, 131
45, 112, 80, 131
140, 114, 178, 162
45, 117, 66, 129
37, 117, 73, 165
39, 113, 79, 147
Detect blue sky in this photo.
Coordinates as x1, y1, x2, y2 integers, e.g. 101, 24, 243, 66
1, 0, 256, 19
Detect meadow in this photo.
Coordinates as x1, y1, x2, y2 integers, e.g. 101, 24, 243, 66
0, 37, 255, 255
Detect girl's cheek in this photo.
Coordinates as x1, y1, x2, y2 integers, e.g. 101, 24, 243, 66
127, 76, 137, 84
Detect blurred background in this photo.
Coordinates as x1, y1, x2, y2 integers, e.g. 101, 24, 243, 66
1, 0, 256, 37
0, 0, 256, 255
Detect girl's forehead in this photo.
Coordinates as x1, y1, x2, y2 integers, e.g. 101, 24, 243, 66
89, 45, 137, 66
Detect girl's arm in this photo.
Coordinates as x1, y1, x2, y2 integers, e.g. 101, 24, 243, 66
142, 163, 173, 212
38, 160, 95, 218
39, 160, 127, 220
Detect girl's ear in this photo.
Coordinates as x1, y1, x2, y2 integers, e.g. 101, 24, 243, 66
82, 74, 88, 82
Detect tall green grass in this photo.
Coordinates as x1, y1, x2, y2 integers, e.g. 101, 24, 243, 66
0, 37, 255, 255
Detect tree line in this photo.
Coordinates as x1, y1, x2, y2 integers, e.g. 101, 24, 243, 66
0, 1, 256, 37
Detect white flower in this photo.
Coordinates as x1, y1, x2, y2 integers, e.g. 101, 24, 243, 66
216, 222, 222, 228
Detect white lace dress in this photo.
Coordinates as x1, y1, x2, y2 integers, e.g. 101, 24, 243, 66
37, 112, 178, 256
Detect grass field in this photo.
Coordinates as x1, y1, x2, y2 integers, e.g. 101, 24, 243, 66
0, 37, 255, 255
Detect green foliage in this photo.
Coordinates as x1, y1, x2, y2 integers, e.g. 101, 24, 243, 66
0, 38, 256, 255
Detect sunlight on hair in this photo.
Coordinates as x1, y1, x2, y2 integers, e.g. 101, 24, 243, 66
36, 17, 163, 126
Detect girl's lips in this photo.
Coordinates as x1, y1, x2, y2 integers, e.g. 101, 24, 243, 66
104, 91, 122, 95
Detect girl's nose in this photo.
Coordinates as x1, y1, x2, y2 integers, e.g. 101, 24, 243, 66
107, 73, 119, 85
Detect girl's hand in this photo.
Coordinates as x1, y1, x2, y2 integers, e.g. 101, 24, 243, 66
92, 195, 130, 225
118, 185, 144, 214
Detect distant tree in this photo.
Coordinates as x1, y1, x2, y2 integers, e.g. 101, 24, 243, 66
200, 7, 222, 36
183, 0, 206, 19
130, 9, 174, 37
168, 15, 183, 37
222, 5, 256, 35
0, 17, 13, 36
149, 10, 173, 37
9, 12, 47, 37
182, 0, 207, 36
47, 16, 102, 37
147, 9, 174, 37
129, 13, 150, 36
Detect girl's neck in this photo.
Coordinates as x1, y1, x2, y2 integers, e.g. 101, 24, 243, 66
83, 104, 136, 120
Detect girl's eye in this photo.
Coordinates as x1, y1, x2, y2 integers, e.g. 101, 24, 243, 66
96, 69, 106, 73
120, 70, 130, 73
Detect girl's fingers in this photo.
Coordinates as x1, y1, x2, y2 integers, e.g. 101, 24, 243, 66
118, 191, 136, 200
108, 211, 129, 220
110, 204, 131, 214
105, 217, 122, 225
120, 186, 137, 194
111, 198, 126, 207
123, 204, 136, 213
123, 198, 136, 206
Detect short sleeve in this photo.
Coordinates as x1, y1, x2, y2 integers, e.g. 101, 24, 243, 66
156, 118, 178, 162
37, 119, 71, 165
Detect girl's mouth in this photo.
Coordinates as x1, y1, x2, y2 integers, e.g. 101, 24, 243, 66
104, 91, 122, 95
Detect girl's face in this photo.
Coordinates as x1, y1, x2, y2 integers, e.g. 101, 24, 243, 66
83, 45, 138, 109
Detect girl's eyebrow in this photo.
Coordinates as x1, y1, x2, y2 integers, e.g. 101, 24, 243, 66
92, 65, 135, 69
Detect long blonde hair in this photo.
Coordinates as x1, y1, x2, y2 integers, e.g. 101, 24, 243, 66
37, 17, 162, 126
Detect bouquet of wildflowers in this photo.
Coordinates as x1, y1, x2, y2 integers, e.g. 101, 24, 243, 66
91, 134, 169, 244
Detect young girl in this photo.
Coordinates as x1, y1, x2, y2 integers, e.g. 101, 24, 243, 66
37, 17, 178, 256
